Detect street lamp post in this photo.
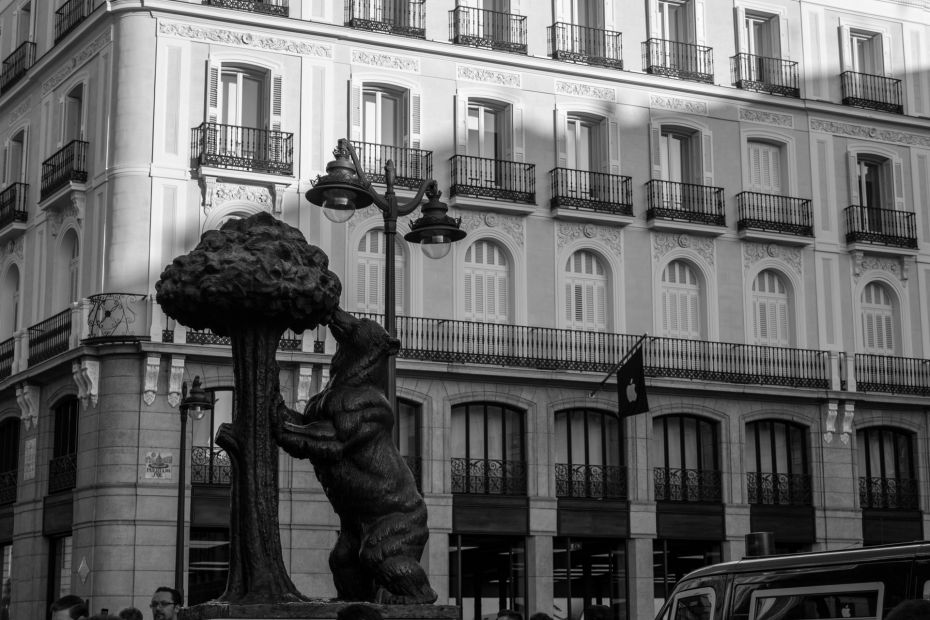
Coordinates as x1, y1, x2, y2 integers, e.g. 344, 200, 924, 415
306, 139, 466, 410
174, 376, 214, 599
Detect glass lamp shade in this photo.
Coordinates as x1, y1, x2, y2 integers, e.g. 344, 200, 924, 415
323, 205, 355, 223
188, 405, 207, 421
420, 235, 452, 259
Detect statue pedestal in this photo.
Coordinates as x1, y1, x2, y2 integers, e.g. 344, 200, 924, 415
179, 602, 461, 620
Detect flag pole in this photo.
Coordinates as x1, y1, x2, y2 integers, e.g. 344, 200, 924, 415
589, 333, 649, 397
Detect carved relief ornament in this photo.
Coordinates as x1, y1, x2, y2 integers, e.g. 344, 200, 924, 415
456, 65, 521, 88
556, 222, 622, 256
650, 94, 708, 115
1, 237, 25, 265
851, 251, 910, 282
742, 242, 802, 276
739, 108, 794, 128
42, 30, 112, 95
810, 118, 930, 149
458, 211, 524, 247
352, 49, 419, 73
555, 80, 615, 102
652, 233, 714, 266
158, 21, 333, 58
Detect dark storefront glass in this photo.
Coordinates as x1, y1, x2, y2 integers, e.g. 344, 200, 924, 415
450, 534, 526, 620
554, 538, 627, 620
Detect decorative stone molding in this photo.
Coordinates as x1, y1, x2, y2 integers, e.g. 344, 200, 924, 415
742, 242, 802, 276
841, 402, 855, 445
739, 108, 793, 128
72, 358, 100, 408
16, 383, 38, 432
352, 49, 419, 73
458, 211, 524, 247
345, 205, 388, 232
650, 94, 708, 115
143, 354, 161, 406
823, 400, 838, 444
652, 232, 715, 266
168, 355, 185, 408
456, 65, 521, 88
555, 80, 615, 101
158, 20, 333, 58
48, 196, 84, 236
851, 251, 909, 282
810, 118, 930, 148
8, 97, 31, 126
77, 557, 90, 584
42, 30, 111, 95
1, 237, 25, 266
295, 364, 315, 412
213, 183, 273, 208
556, 222, 622, 256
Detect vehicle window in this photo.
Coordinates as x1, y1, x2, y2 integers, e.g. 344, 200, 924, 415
749, 582, 882, 620
671, 587, 715, 620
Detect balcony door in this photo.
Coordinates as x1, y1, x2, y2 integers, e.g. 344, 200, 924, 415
747, 141, 783, 195
856, 155, 893, 235
657, 0, 695, 68
745, 420, 809, 505
857, 426, 916, 511
861, 281, 897, 355
849, 30, 883, 75
356, 228, 406, 315
219, 66, 266, 159
451, 402, 525, 495
0, 266, 19, 340
50, 397, 78, 494
554, 408, 622, 499
653, 414, 720, 502
742, 12, 780, 82
0, 417, 19, 501
63, 84, 84, 143
463, 240, 510, 324
751, 270, 791, 347
16, 2, 32, 45
7, 130, 26, 185
564, 250, 607, 332
660, 260, 702, 340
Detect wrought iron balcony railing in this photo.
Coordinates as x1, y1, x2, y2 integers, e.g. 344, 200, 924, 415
355, 142, 433, 190
747, 471, 812, 506
0, 41, 36, 93
859, 476, 918, 510
0, 469, 15, 505
855, 353, 930, 396
450, 6, 527, 54
549, 168, 633, 215
41, 140, 89, 200
202, 0, 288, 16
736, 192, 813, 237
55, 0, 95, 44
84, 293, 150, 343
547, 22, 623, 69
186, 327, 302, 351
192, 446, 232, 485
0, 338, 12, 381
646, 179, 725, 226
731, 53, 799, 98
841, 71, 903, 114
451, 457, 527, 495
0, 183, 28, 230
48, 453, 77, 494
345, 0, 425, 38
450, 155, 535, 204
654, 467, 722, 502
844, 205, 917, 249
556, 463, 627, 500
192, 122, 294, 175
28, 309, 72, 366
643, 38, 713, 83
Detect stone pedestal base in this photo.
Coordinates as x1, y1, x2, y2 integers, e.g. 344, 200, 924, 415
179, 601, 460, 620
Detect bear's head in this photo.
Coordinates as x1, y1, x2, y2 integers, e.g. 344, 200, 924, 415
328, 307, 400, 387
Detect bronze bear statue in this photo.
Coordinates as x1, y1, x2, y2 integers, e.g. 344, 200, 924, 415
274, 307, 437, 604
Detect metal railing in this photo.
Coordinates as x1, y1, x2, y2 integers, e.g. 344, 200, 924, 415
547, 22, 623, 69
48, 453, 77, 494
736, 192, 813, 237
747, 471, 812, 506
355, 142, 433, 190
0, 338, 12, 380
449, 155, 535, 204
85, 293, 149, 343
450, 6, 527, 54
192, 123, 293, 175
345, 0, 425, 38
28, 309, 72, 366
451, 457, 527, 495
202, 0, 289, 16
186, 327, 302, 351
646, 179, 725, 226
643, 38, 713, 83
855, 354, 930, 396
731, 53, 799, 97
0, 469, 15, 505
0, 183, 28, 230
192, 446, 232, 485
555, 463, 627, 500
41, 140, 88, 200
844, 205, 917, 249
0, 41, 36, 92
841, 71, 904, 114
549, 168, 632, 215
859, 476, 918, 510
55, 0, 95, 44
654, 467, 722, 502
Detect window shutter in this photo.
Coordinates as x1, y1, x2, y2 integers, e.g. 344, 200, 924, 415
662, 289, 672, 333
607, 119, 620, 175
206, 60, 221, 123
880, 34, 891, 77
1, 145, 8, 185
394, 251, 405, 314
19, 127, 28, 183
497, 272, 508, 321
735, 7, 748, 53
555, 107, 568, 168
369, 262, 380, 311
349, 78, 363, 142
565, 282, 573, 321
475, 273, 485, 315
777, 299, 789, 345
702, 133, 714, 185
749, 142, 762, 189
555, 0, 573, 23
882, 314, 893, 352
455, 93, 468, 155
893, 160, 905, 210
512, 104, 525, 162
687, 290, 700, 338
650, 123, 663, 179
270, 74, 283, 131
848, 153, 860, 205
464, 272, 474, 316
356, 262, 367, 309
408, 89, 422, 151
839, 25, 853, 72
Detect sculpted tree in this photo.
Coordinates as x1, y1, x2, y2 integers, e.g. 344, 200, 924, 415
156, 212, 341, 604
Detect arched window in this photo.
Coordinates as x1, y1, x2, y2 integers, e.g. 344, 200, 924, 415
745, 420, 810, 505
554, 408, 624, 499
464, 240, 510, 323
861, 281, 896, 354
49, 397, 79, 494
451, 402, 525, 495
0, 417, 19, 505
356, 229, 406, 314
564, 250, 607, 331
857, 426, 916, 510
653, 414, 720, 502
751, 269, 791, 346
53, 229, 80, 310
0, 265, 20, 340
660, 260, 701, 339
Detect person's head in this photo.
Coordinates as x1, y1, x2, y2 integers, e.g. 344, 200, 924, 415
497, 609, 522, 620
149, 588, 181, 620
50, 595, 88, 620
529, 613, 553, 620
885, 599, 930, 620
118, 607, 144, 620
336, 604, 384, 620
582, 605, 612, 620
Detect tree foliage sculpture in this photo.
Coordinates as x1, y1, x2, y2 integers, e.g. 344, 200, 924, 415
156, 212, 341, 603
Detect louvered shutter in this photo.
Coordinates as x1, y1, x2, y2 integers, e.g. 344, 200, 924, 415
356, 262, 368, 309
206, 60, 221, 123
555, 107, 568, 168
455, 93, 469, 156
839, 25, 853, 71
893, 160, 905, 210
848, 153, 861, 206
735, 7, 748, 53
269, 73, 283, 163
607, 118, 620, 175
1, 145, 8, 185
464, 272, 474, 317
349, 78, 363, 142
511, 104, 525, 163
650, 122, 664, 179
702, 133, 714, 185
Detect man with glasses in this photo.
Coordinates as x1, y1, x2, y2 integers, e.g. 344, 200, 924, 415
149, 587, 181, 620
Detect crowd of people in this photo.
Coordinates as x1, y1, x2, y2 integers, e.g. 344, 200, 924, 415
49, 586, 180, 620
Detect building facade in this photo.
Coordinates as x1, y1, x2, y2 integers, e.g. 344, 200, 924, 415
0, 0, 929, 618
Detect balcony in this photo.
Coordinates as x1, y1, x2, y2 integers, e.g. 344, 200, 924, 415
841, 71, 903, 114
28, 309, 72, 366
0, 469, 14, 505
41, 140, 88, 201
549, 168, 633, 218
48, 453, 77, 494
0, 183, 28, 243
84, 293, 151, 344
186, 327, 302, 351
355, 142, 433, 190
731, 53, 799, 98
547, 23, 623, 69
0, 41, 36, 93
202, 0, 288, 16
643, 38, 713, 83
451, 457, 526, 495
192, 447, 232, 485
646, 180, 725, 228
345, 0, 425, 39
55, 0, 94, 44
747, 472, 812, 506
450, 6, 526, 54
855, 353, 930, 396
736, 191, 813, 240
859, 476, 918, 510
654, 467, 722, 502
844, 205, 917, 250
556, 463, 627, 500
0, 338, 12, 381
450, 155, 535, 204
191, 123, 293, 176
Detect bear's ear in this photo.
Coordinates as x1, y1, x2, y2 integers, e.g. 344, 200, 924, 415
386, 336, 400, 356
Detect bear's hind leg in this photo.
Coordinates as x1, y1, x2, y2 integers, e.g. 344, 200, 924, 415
330, 528, 376, 601
372, 555, 438, 605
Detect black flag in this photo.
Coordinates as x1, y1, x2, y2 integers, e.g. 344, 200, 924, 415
617, 346, 649, 417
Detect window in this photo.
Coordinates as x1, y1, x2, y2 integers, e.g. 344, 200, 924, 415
467, 102, 504, 161
356, 229, 406, 314
751, 270, 791, 347
7, 130, 26, 184
653, 414, 720, 502
47, 534, 72, 604
745, 420, 809, 505
857, 426, 916, 511
749, 584, 881, 620
848, 30, 883, 75
564, 251, 607, 331
206, 63, 282, 134
553, 538, 627, 620
660, 260, 702, 340
0, 266, 19, 340
856, 155, 890, 210
16, 2, 31, 44
451, 402, 525, 495
55, 229, 80, 309
742, 11, 779, 59
747, 141, 784, 195
653, 543, 721, 604
463, 240, 510, 323
861, 282, 896, 355
561, 0, 603, 27
63, 84, 83, 143
658, 128, 697, 184
49, 397, 78, 494
450, 534, 526, 620
362, 85, 406, 147
658, 0, 693, 43
565, 116, 599, 173
188, 527, 229, 605
396, 399, 421, 491
554, 408, 623, 499
1, 542, 10, 620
